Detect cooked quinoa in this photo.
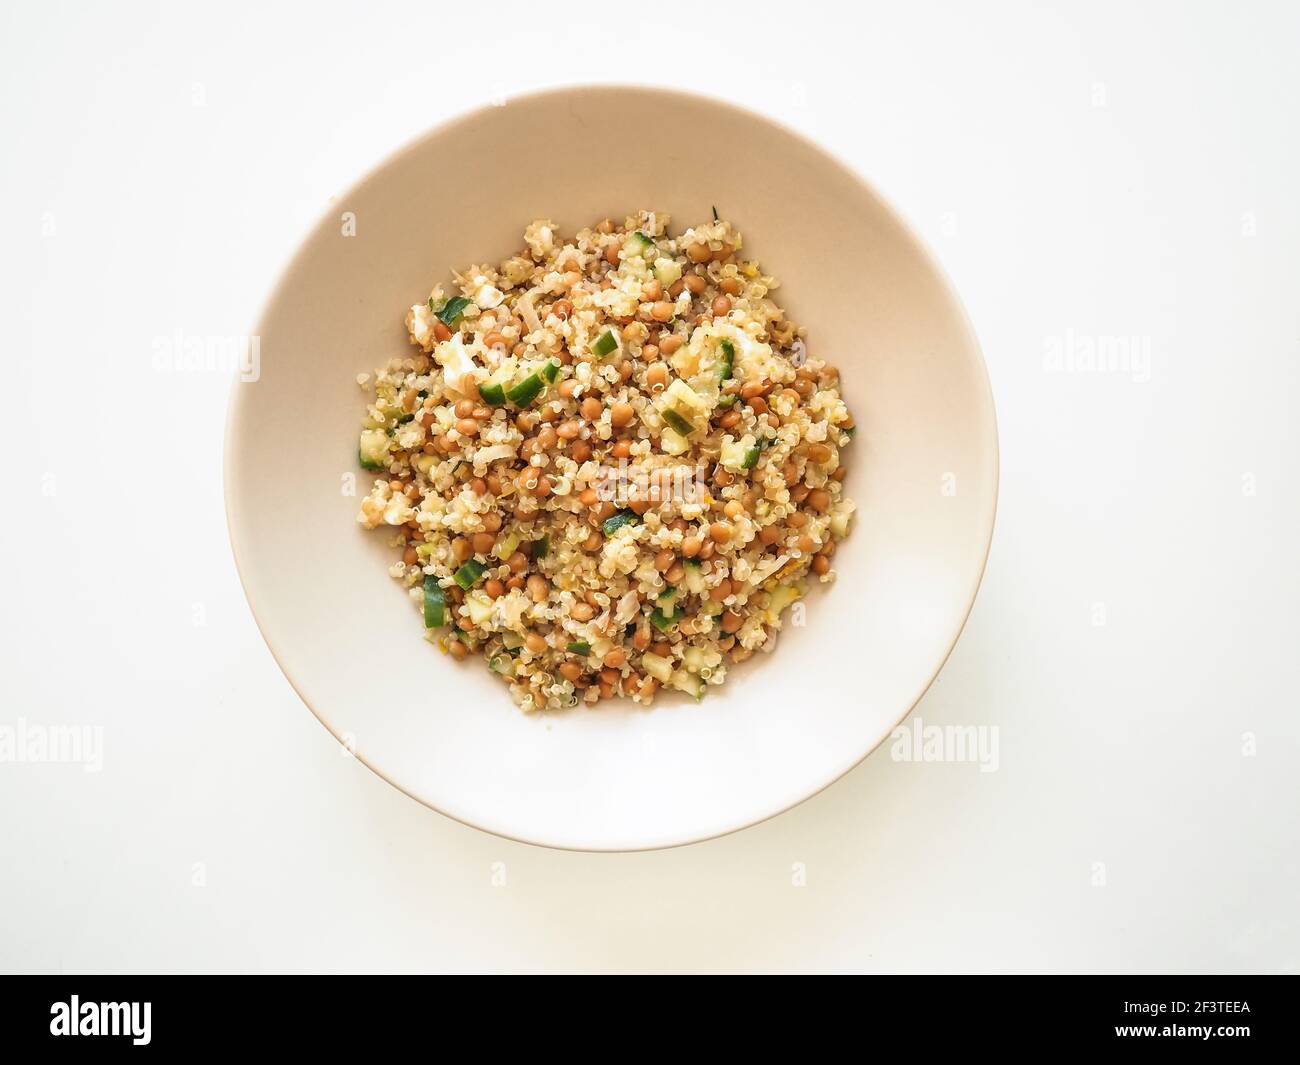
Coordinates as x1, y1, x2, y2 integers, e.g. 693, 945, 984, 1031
355, 211, 856, 711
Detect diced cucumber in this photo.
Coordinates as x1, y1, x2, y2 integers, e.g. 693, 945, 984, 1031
358, 428, 390, 470
625, 231, 656, 258
478, 362, 513, 406
719, 438, 747, 470
641, 652, 673, 684
657, 586, 678, 618
506, 372, 544, 406
591, 330, 619, 359
653, 257, 682, 287
717, 339, 735, 383
670, 669, 704, 700
495, 532, 520, 560
659, 427, 689, 456
453, 560, 486, 590
501, 630, 524, 651
682, 645, 708, 674
602, 510, 639, 537
649, 607, 677, 632
423, 576, 445, 627
715, 393, 737, 408
720, 434, 759, 471
542, 358, 560, 383
466, 592, 495, 626
682, 561, 706, 596
661, 407, 695, 437
488, 653, 515, 677
767, 583, 801, 619
567, 640, 591, 655
664, 378, 708, 412
416, 541, 438, 559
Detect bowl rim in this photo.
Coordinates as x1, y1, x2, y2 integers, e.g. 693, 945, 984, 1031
224, 82, 1000, 852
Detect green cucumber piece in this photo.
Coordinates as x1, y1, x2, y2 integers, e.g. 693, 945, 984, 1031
566, 640, 591, 655
488, 653, 516, 677
423, 576, 446, 628
626, 231, 656, 257
541, 358, 560, 383
506, 372, 544, 407
478, 380, 506, 406
682, 561, 706, 595
657, 586, 678, 618
358, 428, 390, 470
661, 407, 696, 436
717, 339, 735, 383
649, 607, 677, 632
741, 444, 760, 469
591, 330, 618, 359
453, 560, 486, 590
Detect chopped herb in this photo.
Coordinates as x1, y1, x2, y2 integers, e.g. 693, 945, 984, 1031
602, 510, 640, 536
436, 296, 472, 327
533, 535, 550, 559
566, 640, 591, 655
711, 205, 719, 221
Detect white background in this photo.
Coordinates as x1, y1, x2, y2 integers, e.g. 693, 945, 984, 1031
2, 0, 1297, 973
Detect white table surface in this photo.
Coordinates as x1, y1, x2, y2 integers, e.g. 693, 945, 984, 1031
3, 0, 1296, 974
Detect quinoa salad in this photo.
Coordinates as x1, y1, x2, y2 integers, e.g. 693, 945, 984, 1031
355, 211, 856, 712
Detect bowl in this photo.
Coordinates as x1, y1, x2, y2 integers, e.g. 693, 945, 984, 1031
225, 85, 998, 851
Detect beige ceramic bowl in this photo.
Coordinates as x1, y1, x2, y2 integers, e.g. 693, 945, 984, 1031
225, 85, 998, 851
